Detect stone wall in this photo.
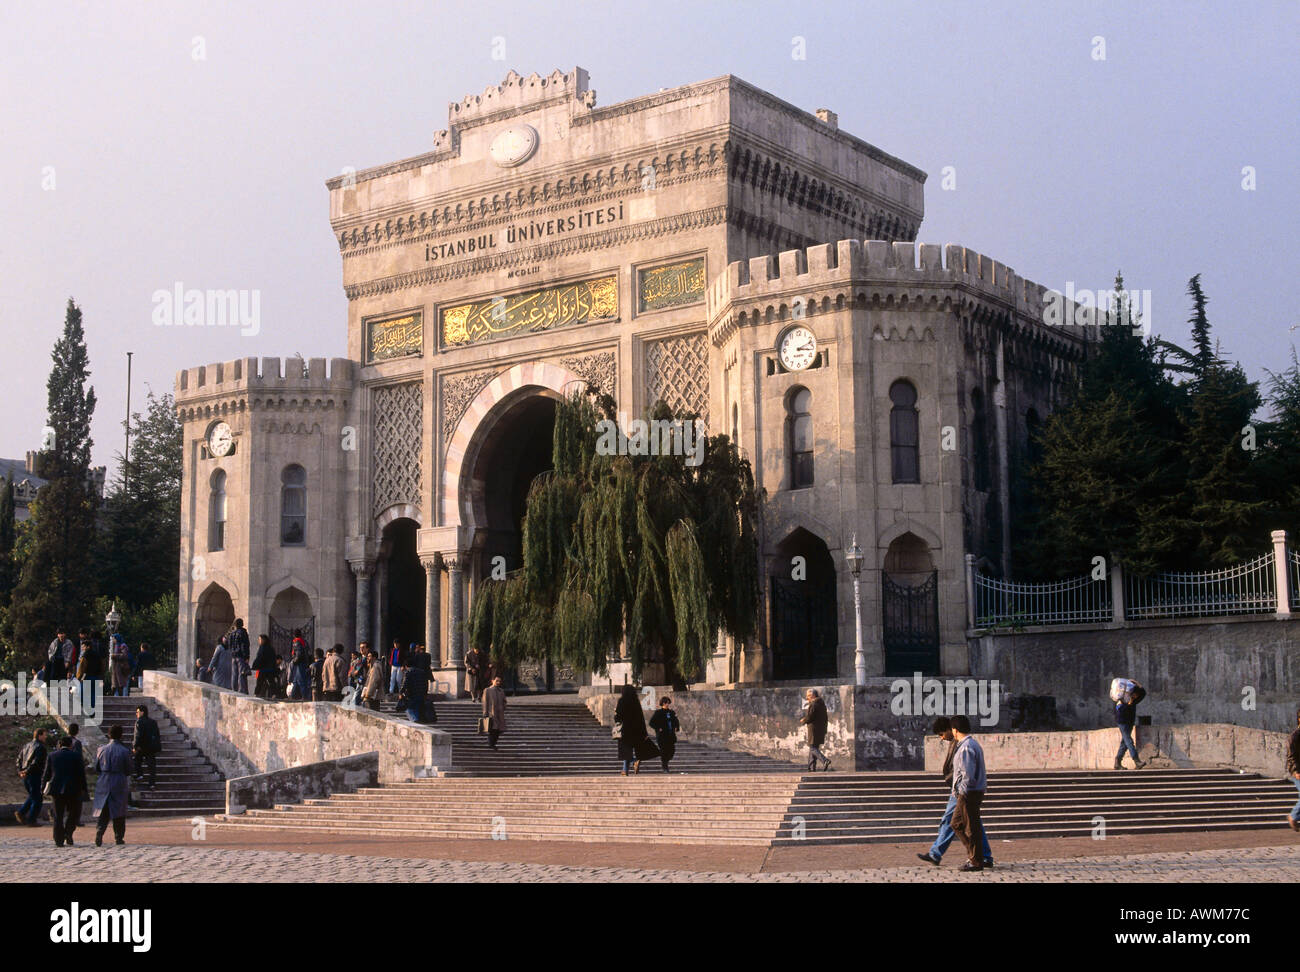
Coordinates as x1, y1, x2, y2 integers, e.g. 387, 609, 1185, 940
144, 671, 451, 782
924, 723, 1293, 778
583, 679, 962, 770
968, 617, 1300, 732
226, 751, 379, 814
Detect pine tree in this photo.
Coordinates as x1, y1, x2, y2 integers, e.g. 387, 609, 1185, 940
1255, 350, 1300, 541
470, 390, 758, 684
10, 299, 99, 659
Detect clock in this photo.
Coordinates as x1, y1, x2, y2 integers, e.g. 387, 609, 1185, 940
207, 422, 234, 458
778, 325, 817, 372
488, 124, 539, 167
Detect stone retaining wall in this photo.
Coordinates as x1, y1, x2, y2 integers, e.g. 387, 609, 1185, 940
143, 671, 451, 782
226, 751, 379, 814
923, 723, 1293, 777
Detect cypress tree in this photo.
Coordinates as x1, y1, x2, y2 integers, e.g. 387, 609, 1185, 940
11, 299, 99, 658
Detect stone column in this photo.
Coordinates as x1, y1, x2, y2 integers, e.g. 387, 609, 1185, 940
422, 555, 441, 661
374, 557, 388, 652
349, 560, 375, 648
440, 552, 467, 697
1272, 530, 1291, 616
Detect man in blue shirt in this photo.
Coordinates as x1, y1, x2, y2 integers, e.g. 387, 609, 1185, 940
1114, 688, 1146, 770
918, 716, 993, 868
950, 715, 988, 873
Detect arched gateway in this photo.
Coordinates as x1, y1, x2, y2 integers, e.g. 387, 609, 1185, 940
173, 67, 1090, 689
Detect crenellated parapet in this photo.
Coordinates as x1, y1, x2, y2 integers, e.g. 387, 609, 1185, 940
706, 239, 1095, 357
174, 356, 355, 423
445, 67, 593, 130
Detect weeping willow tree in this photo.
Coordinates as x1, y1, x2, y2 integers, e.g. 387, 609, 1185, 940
469, 389, 758, 683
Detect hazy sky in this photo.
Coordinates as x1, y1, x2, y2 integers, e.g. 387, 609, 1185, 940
2, 0, 1296, 471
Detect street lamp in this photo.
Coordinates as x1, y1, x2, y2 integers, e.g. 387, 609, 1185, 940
845, 535, 865, 686
105, 602, 121, 646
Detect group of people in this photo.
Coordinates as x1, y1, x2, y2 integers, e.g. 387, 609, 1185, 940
13, 704, 163, 848
40, 626, 157, 699
611, 687, 681, 774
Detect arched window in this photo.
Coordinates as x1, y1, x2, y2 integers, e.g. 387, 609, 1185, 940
889, 380, 920, 483
787, 387, 814, 489
971, 389, 990, 491
208, 469, 227, 552
281, 464, 307, 546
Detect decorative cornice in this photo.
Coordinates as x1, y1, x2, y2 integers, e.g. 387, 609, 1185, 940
345, 205, 726, 302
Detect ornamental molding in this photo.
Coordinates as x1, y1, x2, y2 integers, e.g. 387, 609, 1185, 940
558, 349, 617, 398
344, 205, 726, 302
440, 369, 499, 444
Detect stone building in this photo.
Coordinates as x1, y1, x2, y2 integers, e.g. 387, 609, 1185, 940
174, 68, 1090, 690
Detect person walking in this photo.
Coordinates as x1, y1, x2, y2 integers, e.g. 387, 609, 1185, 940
347, 645, 368, 706
322, 645, 348, 702
228, 619, 251, 693
134, 642, 155, 691
917, 716, 994, 868
388, 639, 407, 696
464, 646, 484, 702
251, 634, 278, 698
110, 638, 132, 697
361, 645, 386, 710
41, 735, 88, 847
800, 688, 832, 771
93, 725, 133, 846
648, 696, 681, 774
613, 685, 648, 775
14, 728, 49, 826
949, 714, 989, 873
46, 628, 73, 682
399, 657, 429, 723
288, 630, 313, 702
1113, 680, 1147, 770
132, 704, 162, 790
207, 636, 234, 690
482, 676, 507, 750
1287, 707, 1300, 833
66, 723, 83, 760
76, 638, 103, 710
310, 648, 326, 702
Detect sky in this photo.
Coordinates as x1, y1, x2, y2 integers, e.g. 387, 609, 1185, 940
1, 0, 1296, 472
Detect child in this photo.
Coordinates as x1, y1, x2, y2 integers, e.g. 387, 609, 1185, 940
648, 696, 681, 774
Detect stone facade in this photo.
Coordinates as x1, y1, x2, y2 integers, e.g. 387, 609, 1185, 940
174, 67, 1092, 689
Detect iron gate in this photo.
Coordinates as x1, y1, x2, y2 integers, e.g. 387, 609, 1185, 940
270, 616, 315, 660
770, 576, 838, 681
882, 570, 939, 676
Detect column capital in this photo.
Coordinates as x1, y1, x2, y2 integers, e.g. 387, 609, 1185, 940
420, 554, 442, 572
348, 559, 376, 579
442, 551, 470, 572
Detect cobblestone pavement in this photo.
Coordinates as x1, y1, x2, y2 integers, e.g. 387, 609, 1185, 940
1, 834, 1297, 882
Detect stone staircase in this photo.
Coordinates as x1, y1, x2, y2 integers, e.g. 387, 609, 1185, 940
773, 768, 1300, 845
380, 696, 806, 776
97, 694, 227, 816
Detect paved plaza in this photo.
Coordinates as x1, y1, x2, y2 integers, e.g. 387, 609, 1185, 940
2, 829, 1297, 883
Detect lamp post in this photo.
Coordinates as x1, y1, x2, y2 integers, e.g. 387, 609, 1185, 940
846, 534, 865, 686
105, 602, 121, 644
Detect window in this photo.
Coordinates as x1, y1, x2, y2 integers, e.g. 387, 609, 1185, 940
209, 469, 227, 552
281, 465, 307, 546
971, 389, 990, 491
788, 387, 814, 489
889, 380, 920, 483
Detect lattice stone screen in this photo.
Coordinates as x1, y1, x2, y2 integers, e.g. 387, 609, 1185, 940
372, 381, 423, 515
644, 332, 709, 425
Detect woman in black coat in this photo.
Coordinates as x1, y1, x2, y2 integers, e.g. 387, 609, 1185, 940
614, 686, 649, 775
251, 635, 279, 699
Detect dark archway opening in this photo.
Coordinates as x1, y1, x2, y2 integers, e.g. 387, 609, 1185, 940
382, 518, 425, 653
195, 583, 234, 670
882, 532, 939, 676
770, 528, 838, 681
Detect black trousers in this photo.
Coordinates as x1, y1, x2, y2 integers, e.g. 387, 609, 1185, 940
52, 794, 82, 845
952, 791, 986, 866
95, 806, 126, 843
488, 729, 501, 749
656, 733, 676, 770
133, 751, 156, 786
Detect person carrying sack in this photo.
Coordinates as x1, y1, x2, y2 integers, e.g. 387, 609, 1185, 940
1110, 677, 1147, 770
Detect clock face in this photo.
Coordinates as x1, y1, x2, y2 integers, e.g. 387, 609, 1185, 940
208, 422, 233, 457
488, 125, 539, 167
779, 326, 817, 371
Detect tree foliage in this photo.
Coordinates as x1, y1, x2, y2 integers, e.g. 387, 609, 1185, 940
470, 391, 758, 683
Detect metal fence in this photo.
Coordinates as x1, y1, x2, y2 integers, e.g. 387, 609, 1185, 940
1291, 550, 1300, 612
1123, 552, 1277, 620
973, 571, 1111, 628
